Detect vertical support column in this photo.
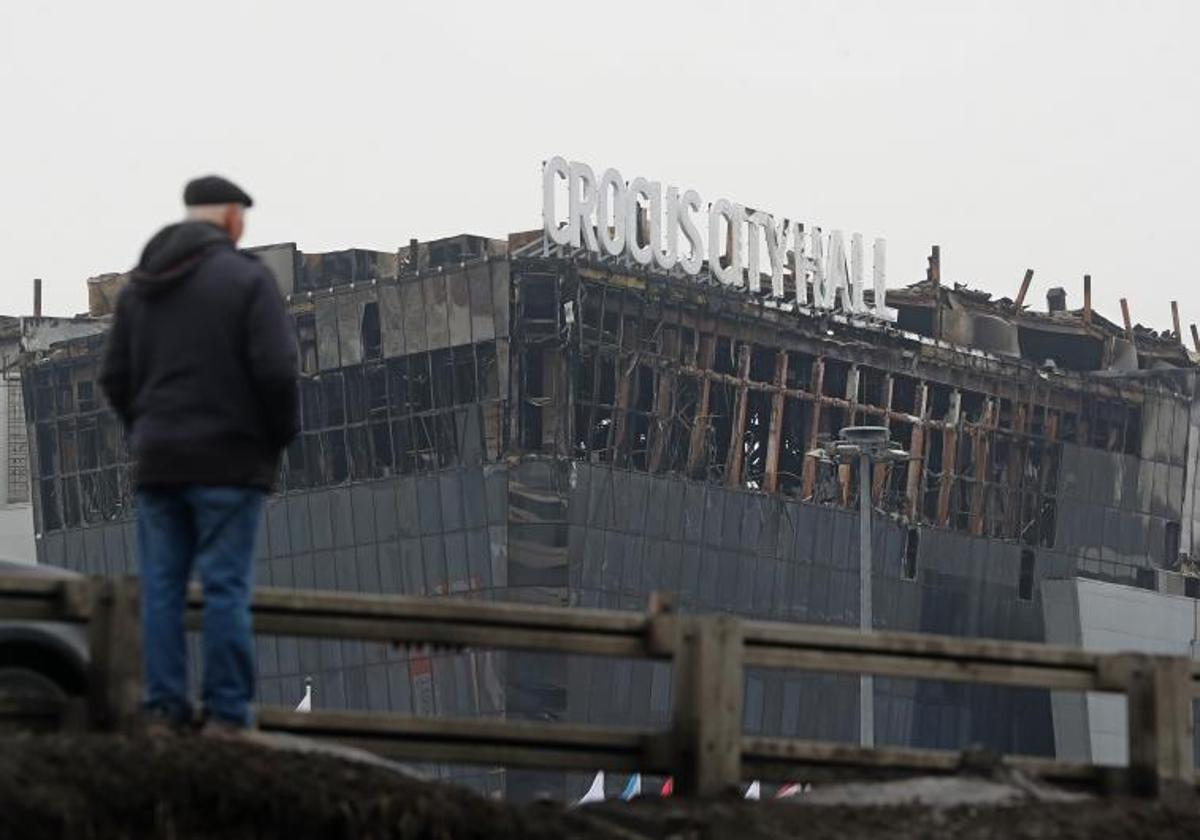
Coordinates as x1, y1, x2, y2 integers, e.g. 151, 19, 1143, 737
904, 383, 929, 519
1121, 654, 1194, 797
88, 577, 142, 732
762, 351, 789, 495
669, 615, 744, 797
858, 451, 874, 749
648, 328, 680, 473
725, 345, 752, 487
1083, 275, 1093, 328
800, 358, 826, 499
936, 390, 962, 528
686, 332, 717, 479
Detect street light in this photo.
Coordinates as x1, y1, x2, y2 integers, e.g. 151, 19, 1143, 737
807, 426, 909, 749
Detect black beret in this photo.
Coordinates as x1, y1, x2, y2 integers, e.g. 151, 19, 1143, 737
183, 175, 253, 208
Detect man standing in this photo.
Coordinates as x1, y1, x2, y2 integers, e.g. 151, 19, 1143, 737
100, 176, 299, 731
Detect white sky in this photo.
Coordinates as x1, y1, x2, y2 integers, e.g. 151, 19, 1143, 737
1, 1, 1197, 334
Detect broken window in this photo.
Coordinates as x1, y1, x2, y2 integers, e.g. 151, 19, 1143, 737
361, 302, 382, 361
521, 274, 557, 322
626, 364, 656, 470
776, 396, 810, 496
296, 313, 318, 375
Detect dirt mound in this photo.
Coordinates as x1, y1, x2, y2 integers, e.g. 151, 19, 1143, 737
0, 732, 606, 840
1, 733, 1198, 839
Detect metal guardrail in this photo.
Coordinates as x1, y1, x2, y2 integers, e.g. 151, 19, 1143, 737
0, 573, 1195, 797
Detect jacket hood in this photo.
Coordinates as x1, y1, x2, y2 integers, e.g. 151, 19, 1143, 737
131, 221, 232, 295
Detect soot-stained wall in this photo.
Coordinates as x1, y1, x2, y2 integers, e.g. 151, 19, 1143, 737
503, 460, 1059, 799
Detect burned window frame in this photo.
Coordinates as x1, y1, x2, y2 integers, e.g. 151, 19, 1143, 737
552, 267, 1153, 544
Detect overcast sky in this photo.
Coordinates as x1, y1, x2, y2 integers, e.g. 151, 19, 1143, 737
1, 1, 1196, 334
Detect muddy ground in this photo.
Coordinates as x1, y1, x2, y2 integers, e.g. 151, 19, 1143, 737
0, 733, 1198, 839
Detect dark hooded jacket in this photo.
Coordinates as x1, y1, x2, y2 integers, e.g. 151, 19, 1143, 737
99, 221, 299, 489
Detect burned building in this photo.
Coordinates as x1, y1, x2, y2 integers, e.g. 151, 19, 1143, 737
21, 213, 1200, 796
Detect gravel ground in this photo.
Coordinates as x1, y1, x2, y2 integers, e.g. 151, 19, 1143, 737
1, 733, 1197, 839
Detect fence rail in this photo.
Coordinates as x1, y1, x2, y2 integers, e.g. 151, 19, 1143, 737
0, 573, 1195, 797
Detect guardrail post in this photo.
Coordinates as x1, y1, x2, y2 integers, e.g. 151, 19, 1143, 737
669, 615, 743, 797
87, 577, 141, 732
1121, 653, 1194, 797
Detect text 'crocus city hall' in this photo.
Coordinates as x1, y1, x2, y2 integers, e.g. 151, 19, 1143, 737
21, 158, 1200, 798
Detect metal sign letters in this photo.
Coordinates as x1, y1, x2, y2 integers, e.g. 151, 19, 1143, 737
542, 156, 897, 322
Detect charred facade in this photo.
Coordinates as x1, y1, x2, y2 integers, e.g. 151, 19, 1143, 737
24, 232, 1200, 797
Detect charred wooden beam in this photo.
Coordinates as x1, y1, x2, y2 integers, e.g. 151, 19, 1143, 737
725, 344, 752, 487
968, 399, 995, 537
762, 351, 789, 494
668, 363, 1115, 433
1014, 269, 1034, 311
647, 328, 680, 473
904, 383, 929, 518
1171, 301, 1181, 344
936, 390, 962, 528
686, 331, 717, 479
609, 354, 634, 465
1120, 298, 1134, 342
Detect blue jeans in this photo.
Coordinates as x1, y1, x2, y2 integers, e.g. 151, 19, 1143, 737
136, 486, 265, 727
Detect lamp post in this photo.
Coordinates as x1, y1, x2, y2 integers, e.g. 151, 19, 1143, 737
808, 426, 909, 748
